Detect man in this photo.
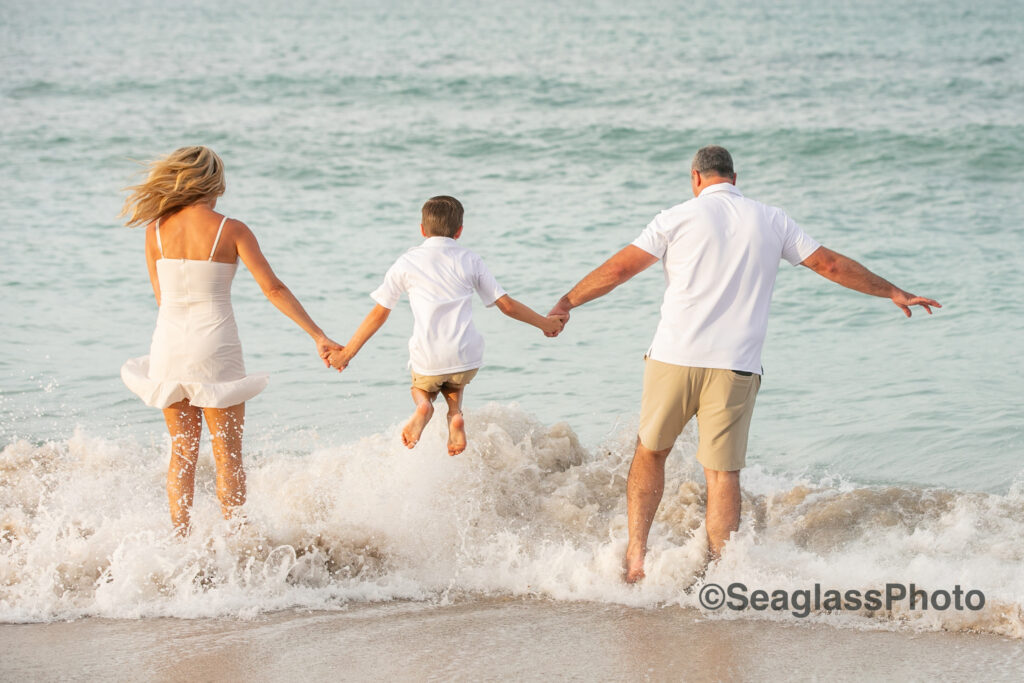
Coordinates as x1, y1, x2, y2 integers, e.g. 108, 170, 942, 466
549, 146, 940, 582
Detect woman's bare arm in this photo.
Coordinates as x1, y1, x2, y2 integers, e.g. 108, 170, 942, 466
233, 220, 341, 362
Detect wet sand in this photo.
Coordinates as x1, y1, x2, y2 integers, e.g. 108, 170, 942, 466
2, 598, 1022, 681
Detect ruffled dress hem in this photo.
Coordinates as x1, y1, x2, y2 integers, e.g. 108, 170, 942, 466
121, 356, 268, 409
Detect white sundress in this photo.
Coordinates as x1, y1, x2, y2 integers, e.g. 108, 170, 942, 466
121, 216, 268, 408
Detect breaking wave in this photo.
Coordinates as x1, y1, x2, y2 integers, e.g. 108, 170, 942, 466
2, 404, 1022, 637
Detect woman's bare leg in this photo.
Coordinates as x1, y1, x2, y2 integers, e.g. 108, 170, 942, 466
162, 399, 203, 535
202, 403, 246, 519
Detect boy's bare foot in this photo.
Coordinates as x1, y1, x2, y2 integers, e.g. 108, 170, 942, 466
447, 411, 467, 456
624, 542, 646, 583
401, 401, 433, 448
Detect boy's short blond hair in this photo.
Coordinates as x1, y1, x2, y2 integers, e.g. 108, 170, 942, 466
422, 196, 463, 237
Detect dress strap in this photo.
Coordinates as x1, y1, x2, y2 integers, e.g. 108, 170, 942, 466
209, 216, 228, 260
155, 218, 164, 258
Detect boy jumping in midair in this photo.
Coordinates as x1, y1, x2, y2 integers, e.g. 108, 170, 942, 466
326, 196, 565, 455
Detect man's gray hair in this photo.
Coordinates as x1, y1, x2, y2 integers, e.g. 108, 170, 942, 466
691, 146, 735, 177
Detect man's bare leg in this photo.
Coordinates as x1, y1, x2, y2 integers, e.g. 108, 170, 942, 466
401, 388, 436, 448
703, 466, 741, 559
440, 385, 467, 456
625, 439, 672, 583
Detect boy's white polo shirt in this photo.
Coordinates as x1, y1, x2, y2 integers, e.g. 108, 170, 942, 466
371, 236, 507, 375
632, 183, 821, 374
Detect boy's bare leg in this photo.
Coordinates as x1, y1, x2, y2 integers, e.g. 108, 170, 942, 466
402, 388, 436, 448
440, 385, 467, 456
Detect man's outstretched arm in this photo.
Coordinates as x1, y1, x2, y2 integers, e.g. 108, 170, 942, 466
549, 245, 659, 320
800, 246, 941, 317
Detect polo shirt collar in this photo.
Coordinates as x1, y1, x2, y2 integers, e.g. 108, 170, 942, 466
422, 236, 457, 247
698, 182, 742, 198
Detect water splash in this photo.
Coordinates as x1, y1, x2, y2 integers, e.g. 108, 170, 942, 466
1, 405, 1021, 637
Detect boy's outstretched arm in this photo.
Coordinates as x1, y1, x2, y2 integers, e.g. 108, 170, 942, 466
327, 304, 391, 371
494, 295, 565, 337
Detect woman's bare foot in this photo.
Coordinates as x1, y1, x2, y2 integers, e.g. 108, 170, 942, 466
624, 542, 646, 583
447, 412, 467, 456
401, 401, 433, 448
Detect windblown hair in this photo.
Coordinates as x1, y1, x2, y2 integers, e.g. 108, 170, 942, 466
421, 195, 464, 238
121, 146, 226, 227
691, 145, 735, 178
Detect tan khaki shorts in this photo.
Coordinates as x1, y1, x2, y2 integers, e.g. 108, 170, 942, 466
411, 368, 479, 393
638, 358, 761, 471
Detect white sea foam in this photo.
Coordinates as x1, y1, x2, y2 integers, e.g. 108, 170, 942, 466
1, 404, 1021, 637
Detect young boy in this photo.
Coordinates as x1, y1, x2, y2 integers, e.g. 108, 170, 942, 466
326, 196, 565, 455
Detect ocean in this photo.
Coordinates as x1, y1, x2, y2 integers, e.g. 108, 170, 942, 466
2, 0, 1023, 674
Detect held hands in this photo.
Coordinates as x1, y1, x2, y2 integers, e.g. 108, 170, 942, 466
543, 314, 568, 338
324, 347, 353, 372
315, 335, 345, 369
891, 290, 941, 317
545, 298, 573, 337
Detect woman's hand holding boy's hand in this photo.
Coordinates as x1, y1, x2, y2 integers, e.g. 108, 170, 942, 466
543, 314, 568, 338
316, 336, 344, 368
326, 347, 353, 372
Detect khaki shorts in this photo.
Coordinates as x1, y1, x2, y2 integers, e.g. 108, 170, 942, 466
411, 368, 479, 393
638, 358, 761, 471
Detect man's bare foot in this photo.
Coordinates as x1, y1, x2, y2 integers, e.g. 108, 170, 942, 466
401, 401, 433, 448
447, 412, 467, 456
624, 542, 646, 583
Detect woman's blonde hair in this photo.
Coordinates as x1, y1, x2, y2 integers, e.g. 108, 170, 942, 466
121, 146, 226, 227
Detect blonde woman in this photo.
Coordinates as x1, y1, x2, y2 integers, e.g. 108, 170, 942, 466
121, 146, 341, 534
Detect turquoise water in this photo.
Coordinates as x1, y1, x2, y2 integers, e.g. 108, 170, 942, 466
3, 0, 1021, 490
1, 0, 1023, 629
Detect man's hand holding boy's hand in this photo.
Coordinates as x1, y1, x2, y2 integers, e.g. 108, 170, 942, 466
543, 314, 568, 338
545, 300, 573, 337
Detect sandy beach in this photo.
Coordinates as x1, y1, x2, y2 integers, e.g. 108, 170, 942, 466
3, 598, 1023, 681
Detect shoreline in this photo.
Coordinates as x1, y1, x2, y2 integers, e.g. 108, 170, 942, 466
3, 598, 1022, 681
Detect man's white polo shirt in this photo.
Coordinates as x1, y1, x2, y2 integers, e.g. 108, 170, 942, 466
632, 183, 821, 374
371, 236, 507, 375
